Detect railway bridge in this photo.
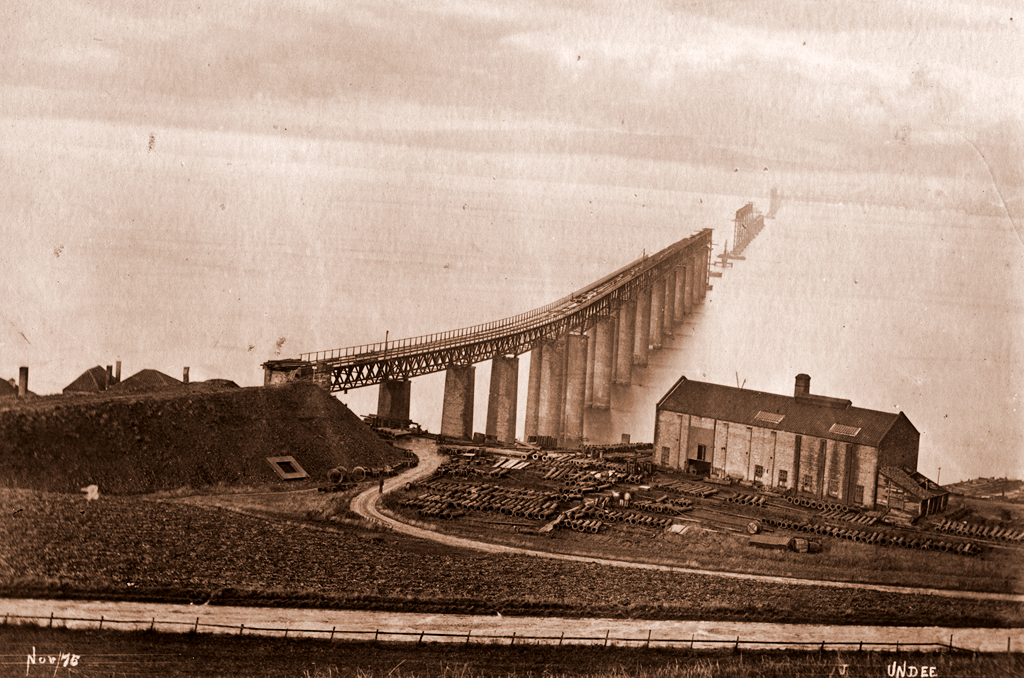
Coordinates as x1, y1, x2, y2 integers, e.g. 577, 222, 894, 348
263, 229, 712, 448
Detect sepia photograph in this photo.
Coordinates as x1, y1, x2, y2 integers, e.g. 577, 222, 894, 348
2, 1, 1022, 676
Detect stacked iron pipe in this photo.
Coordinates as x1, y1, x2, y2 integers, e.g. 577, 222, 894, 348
784, 495, 851, 512
580, 442, 654, 456
760, 516, 982, 555
628, 497, 692, 514
936, 519, 1024, 543
552, 514, 603, 533
651, 480, 720, 498
817, 508, 879, 526
400, 481, 560, 521
561, 504, 675, 529
724, 492, 766, 507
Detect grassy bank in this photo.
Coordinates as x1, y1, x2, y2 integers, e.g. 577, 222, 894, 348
3, 489, 1024, 629
5, 624, 1021, 678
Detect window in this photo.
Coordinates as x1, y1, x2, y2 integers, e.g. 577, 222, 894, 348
754, 465, 764, 481
855, 485, 864, 505
696, 444, 706, 461
661, 446, 670, 465
802, 474, 812, 491
778, 470, 788, 487
828, 479, 839, 498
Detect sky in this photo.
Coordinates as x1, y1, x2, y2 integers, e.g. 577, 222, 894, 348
1, 1, 1022, 480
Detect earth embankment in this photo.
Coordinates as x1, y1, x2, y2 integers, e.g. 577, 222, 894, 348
0, 381, 403, 495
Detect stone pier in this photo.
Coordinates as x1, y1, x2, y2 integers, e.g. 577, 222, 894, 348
591, 316, 615, 409
650, 275, 664, 350
485, 355, 519, 444
663, 270, 676, 338
538, 335, 566, 441
377, 379, 412, 424
563, 333, 589, 447
614, 299, 636, 384
440, 365, 475, 440
633, 286, 651, 367
524, 342, 544, 440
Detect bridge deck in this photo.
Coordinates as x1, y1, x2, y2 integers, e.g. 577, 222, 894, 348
265, 229, 711, 392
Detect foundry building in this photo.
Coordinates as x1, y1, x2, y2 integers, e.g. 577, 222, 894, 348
654, 374, 945, 515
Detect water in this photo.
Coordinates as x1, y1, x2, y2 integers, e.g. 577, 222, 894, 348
3, 599, 1021, 652
1, 116, 1020, 482
591, 201, 1024, 484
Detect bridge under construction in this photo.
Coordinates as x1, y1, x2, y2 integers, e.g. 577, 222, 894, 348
264, 229, 712, 448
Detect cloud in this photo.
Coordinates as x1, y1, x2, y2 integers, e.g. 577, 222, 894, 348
3, 0, 1018, 176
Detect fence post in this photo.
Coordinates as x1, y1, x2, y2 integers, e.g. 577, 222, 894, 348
896, 641, 899, 653
330, 627, 335, 641
374, 629, 378, 642
239, 623, 244, 636
510, 631, 515, 646
99, 615, 103, 630
49, 613, 53, 628
604, 630, 609, 647
284, 629, 288, 639
418, 631, 424, 646
194, 618, 199, 633
949, 634, 953, 651
559, 631, 564, 646
1009, 637, 1012, 653
646, 630, 652, 648
150, 618, 155, 632
690, 634, 694, 649
859, 641, 863, 651
466, 630, 472, 647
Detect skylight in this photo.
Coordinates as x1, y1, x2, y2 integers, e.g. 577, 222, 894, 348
754, 411, 785, 425
829, 423, 861, 437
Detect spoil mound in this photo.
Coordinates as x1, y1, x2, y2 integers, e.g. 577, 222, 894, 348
0, 381, 404, 495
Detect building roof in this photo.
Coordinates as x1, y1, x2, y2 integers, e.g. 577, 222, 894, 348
63, 365, 110, 393
880, 466, 947, 501
657, 376, 911, 447
107, 369, 182, 393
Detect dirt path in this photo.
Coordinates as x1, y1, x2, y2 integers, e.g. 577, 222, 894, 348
352, 440, 1024, 604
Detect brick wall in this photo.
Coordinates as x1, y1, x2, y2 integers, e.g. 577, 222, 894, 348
654, 410, 683, 468
773, 431, 799, 490
724, 423, 751, 478
879, 412, 920, 470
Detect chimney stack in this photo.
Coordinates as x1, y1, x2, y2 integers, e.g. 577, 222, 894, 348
795, 373, 811, 397
115, 361, 121, 383
18, 366, 28, 398
183, 367, 190, 384
105, 365, 113, 390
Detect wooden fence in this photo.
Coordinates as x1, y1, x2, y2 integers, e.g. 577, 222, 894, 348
3, 613, 1003, 653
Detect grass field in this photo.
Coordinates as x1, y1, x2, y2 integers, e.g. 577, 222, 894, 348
3, 487, 1024, 629
4, 624, 1022, 678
